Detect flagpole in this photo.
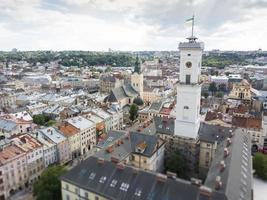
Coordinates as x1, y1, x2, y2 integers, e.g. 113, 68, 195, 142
191, 14, 194, 37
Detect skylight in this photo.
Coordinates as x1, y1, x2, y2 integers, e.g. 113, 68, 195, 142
120, 182, 129, 192
110, 179, 117, 187
135, 188, 142, 197
89, 172, 96, 180
99, 176, 107, 183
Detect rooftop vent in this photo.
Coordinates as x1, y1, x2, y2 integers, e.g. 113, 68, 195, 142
166, 171, 177, 179
97, 158, 105, 165
190, 178, 202, 186
116, 163, 125, 170
111, 156, 119, 164
220, 160, 226, 172
199, 186, 212, 197
224, 148, 229, 158
215, 176, 222, 190
156, 174, 167, 182
226, 138, 232, 147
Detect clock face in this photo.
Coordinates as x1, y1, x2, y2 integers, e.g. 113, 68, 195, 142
186, 61, 192, 68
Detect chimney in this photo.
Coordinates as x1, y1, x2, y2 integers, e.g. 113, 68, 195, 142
116, 163, 125, 170
220, 160, 226, 172
97, 158, 105, 165
226, 138, 231, 147
215, 176, 222, 190
166, 171, 177, 179
199, 186, 212, 198
224, 148, 229, 158
190, 178, 202, 187
156, 174, 167, 182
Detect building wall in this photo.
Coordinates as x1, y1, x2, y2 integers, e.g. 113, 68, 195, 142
0, 95, 16, 108
0, 152, 28, 200
58, 141, 71, 164
199, 141, 217, 178
61, 181, 107, 200
26, 147, 44, 183
80, 126, 96, 155
130, 144, 165, 172
68, 134, 81, 158
229, 82, 251, 100
43, 144, 58, 168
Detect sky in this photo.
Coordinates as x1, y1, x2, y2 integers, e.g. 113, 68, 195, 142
0, 0, 267, 51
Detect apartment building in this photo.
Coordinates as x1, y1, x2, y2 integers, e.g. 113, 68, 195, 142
39, 127, 71, 164
0, 142, 28, 200
66, 117, 96, 155
11, 134, 44, 183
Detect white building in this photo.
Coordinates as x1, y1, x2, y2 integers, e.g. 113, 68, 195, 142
174, 36, 204, 139
34, 133, 58, 167
66, 116, 96, 154
209, 75, 228, 86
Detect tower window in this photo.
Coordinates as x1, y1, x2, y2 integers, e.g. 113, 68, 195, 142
186, 75, 191, 84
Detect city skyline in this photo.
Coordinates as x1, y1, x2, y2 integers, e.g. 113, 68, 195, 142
0, 0, 267, 51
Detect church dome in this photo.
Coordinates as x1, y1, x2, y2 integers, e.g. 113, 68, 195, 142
133, 96, 144, 106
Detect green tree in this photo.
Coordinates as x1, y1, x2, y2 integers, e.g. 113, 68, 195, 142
253, 153, 267, 180
129, 104, 139, 121
33, 114, 46, 126
202, 92, 209, 99
105, 66, 112, 73
209, 82, 217, 96
33, 165, 67, 200
215, 92, 224, 98
165, 151, 187, 179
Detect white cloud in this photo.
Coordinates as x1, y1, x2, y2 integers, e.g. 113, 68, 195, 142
0, 0, 266, 51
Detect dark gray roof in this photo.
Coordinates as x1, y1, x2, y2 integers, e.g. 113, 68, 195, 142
106, 84, 139, 102
204, 128, 252, 200
198, 123, 233, 144
154, 116, 174, 136
95, 131, 163, 161
100, 75, 116, 82
60, 156, 225, 200
179, 41, 204, 49
96, 130, 126, 149
130, 131, 160, 157
94, 131, 132, 162
149, 100, 163, 112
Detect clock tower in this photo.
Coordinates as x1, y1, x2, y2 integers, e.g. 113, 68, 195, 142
174, 36, 204, 139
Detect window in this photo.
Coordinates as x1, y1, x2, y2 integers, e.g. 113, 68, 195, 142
120, 182, 129, 191
135, 188, 142, 196
75, 188, 79, 194
66, 194, 70, 200
95, 197, 99, 200
85, 192, 89, 198
65, 184, 69, 190
187, 54, 191, 56
110, 179, 117, 187
89, 172, 96, 180
99, 176, 107, 183
186, 75, 191, 84
183, 106, 189, 109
